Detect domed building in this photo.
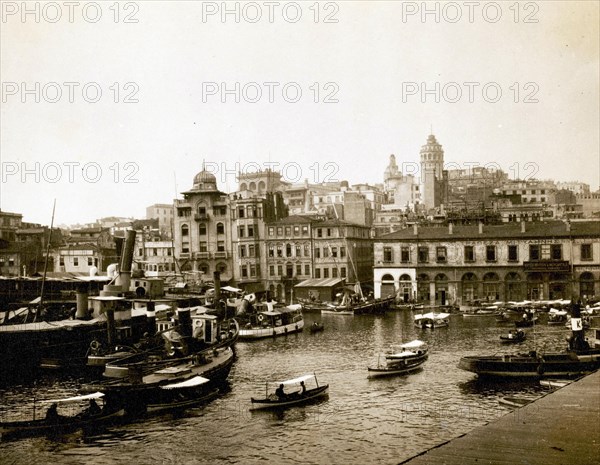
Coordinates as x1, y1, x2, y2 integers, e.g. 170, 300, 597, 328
173, 166, 232, 281
191, 168, 218, 192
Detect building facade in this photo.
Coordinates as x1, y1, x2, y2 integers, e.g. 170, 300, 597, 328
264, 216, 374, 302
173, 169, 233, 282
146, 203, 174, 239
374, 221, 600, 305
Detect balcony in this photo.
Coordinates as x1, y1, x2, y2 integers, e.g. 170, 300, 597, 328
214, 251, 228, 259
179, 252, 190, 259
194, 213, 209, 221
193, 252, 211, 260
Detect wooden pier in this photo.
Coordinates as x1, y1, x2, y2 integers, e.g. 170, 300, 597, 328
400, 370, 600, 465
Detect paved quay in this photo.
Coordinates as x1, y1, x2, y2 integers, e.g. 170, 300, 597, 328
400, 370, 600, 465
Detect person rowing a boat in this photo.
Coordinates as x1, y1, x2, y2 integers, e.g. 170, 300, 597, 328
45, 403, 59, 422
275, 384, 287, 400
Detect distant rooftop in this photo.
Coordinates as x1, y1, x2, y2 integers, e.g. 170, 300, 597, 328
378, 221, 600, 241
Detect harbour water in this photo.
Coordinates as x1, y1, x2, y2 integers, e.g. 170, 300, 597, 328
0, 311, 572, 465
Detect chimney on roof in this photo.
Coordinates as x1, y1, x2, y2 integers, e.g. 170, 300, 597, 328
413, 224, 418, 235
478, 222, 483, 234
521, 220, 526, 233
448, 223, 453, 235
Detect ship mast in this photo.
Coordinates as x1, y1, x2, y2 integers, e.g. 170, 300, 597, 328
36, 199, 56, 322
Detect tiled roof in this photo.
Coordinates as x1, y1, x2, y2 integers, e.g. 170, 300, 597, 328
378, 221, 600, 241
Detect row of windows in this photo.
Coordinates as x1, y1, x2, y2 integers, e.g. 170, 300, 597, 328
237, 205, 261, 219
0, 258, 16, 266
196, 206, 228, 216
240, 263, 260, 279
59, 256, 98, 267
239, 244, 258, 258
269, 263, 312, 277
137, 248, 172, 256
314, 246, 346, 259
199, 223, 225, 235
143, 262, 176, 272
177, 205, 227, 218
382, 244, 594, 264
198, 241, 226, 252
314, 267, 347, 279
238, 225, 255, 238
268, 243, 311, 258
268, 225, 310, 237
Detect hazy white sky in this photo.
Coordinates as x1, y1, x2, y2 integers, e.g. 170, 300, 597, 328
1, 1, 598, 225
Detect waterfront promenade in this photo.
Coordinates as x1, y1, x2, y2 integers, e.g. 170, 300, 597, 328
400, 370, 600, 465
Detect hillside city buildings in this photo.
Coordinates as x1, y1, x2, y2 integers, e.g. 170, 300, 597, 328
2, 133, 599, 303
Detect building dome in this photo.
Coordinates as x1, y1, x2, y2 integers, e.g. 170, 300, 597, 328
192, 169, 217, 190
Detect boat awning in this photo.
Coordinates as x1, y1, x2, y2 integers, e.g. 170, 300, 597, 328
549, 308, 567, 316
415, 312, 450, 320
399, 340, 425, 349
294, 278, 344, 288
42, 392, 105, 403
161, 376, 210, 390
387, 351, 417, 358
278, 374, 315, 385
221, 286, 242, 293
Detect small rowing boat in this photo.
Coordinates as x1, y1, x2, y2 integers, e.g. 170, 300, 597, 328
250, 373, 328, 410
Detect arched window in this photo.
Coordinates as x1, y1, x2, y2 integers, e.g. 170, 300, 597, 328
381, 274, 394, 282
482, 272, 500, 301
216, 262, 227, 274
181, 224, 189, 236
461, 272, 478, 303
198, 262, 209, 274
199, 223, 207, 235
216, 222, 224, 234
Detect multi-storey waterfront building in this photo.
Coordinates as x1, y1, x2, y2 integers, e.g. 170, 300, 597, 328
231, 190, 288, 293
264, 216, 374, 302
264, 215, 314, 302
373, 221, 599, 306
173, 169, 233, 282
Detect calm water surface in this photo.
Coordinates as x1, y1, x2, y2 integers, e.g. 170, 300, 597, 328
0, 311, 571, 465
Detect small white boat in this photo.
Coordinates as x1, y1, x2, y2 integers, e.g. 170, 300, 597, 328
368, 340, 428, 378
414, 312, 450, 329
462, 306, 500, 317
250, 373, 329, 410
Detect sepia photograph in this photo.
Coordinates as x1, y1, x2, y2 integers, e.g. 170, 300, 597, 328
0, 1, 599, 463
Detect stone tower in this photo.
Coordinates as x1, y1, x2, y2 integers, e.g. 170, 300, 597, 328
420, 134, 444, 210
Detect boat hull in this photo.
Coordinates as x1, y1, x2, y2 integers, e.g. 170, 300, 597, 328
0, 409, 124, 440
239, 320, 304, 340
368, 353, 428, 378
459, 351, 600, 379
250, 385, 329, 410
